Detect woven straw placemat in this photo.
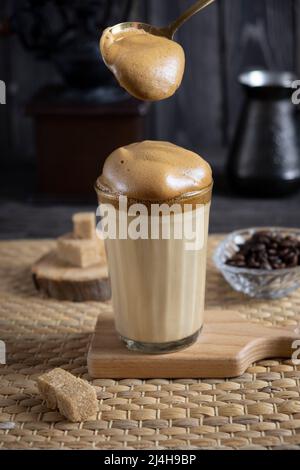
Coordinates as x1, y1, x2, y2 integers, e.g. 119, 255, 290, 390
0, 238, 300, 450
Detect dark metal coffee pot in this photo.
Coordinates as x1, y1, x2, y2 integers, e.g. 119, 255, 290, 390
227, 70, 300, 197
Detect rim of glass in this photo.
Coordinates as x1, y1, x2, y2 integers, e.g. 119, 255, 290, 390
213, 227, 300, 276
95, 179, 214, 205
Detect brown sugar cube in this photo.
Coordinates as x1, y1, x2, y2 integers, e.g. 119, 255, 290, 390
55, 379, 98, 423
37, 368, 98, 423
57, 233, 103, 268
37, 367, 67, 409
73, 213, 96, 240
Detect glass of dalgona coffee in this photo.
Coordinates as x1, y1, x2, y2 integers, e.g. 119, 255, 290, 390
95, 141, 213, 354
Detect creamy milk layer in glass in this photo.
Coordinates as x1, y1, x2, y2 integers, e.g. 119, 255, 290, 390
96, 141, 213, 353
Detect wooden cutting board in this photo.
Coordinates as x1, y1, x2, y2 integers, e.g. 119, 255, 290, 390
87, 310, 299, 379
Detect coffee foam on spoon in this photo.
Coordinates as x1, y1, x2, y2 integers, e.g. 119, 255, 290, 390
100, 28, 185, 101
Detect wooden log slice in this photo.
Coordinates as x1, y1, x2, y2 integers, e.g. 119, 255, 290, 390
32, 250, 111, 302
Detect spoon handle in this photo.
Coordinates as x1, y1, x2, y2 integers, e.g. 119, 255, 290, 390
168, 0, 215, 38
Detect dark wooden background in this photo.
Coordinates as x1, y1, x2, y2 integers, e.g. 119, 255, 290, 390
148, 0, 299, 150
0, 0, 300, 169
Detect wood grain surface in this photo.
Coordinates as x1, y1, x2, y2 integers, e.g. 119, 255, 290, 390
148, 0, 222, 148
88, 309, 300, 379
222, 0, 296, 140
32, 249, 111, 302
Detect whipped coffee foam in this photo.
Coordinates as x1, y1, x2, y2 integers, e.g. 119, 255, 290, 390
100, 28, 185, 101
97, 141, 212, 203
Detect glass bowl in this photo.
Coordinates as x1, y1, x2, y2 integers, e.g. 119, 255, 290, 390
213, 227, 300, 299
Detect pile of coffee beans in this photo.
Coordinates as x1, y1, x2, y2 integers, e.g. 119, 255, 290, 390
226, 231, 300, 270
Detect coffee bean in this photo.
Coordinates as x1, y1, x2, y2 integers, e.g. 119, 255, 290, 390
236, 261, 247, 267
257, 257, 268, 267
225, 231, 300, 270
226, 260, 235, 266
269, 256, 280, 263
286, 254, 298, 267
284, 252, 296, 263
279, 248, 290, 258
254, 231, 272, 240
281, 239, 298, 248
232, 254, 245, 262
251, 243, 266, 252
248, 260, 261, 268
260, 237, 271, 245
261, 261, 272, 270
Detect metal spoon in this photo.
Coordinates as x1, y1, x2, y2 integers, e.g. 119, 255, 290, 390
107, 0, 215, 40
